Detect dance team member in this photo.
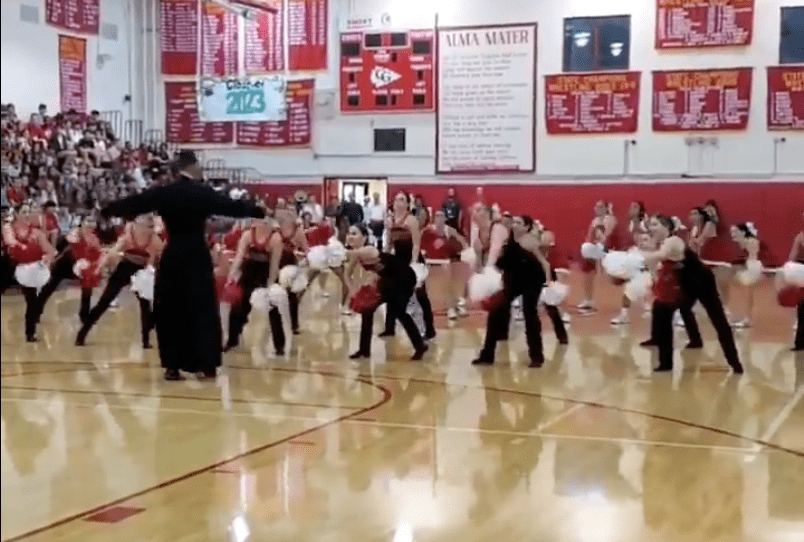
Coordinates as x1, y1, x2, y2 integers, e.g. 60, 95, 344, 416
611, 201, 649, 325
75, 214, 163, 348
536, 227, 569, 344
578, 200, 620, 314
730, 223, 762, 328
641, 215, 742, 373
344, 224, 427, 361
2, 203, 56, 341
421, 209, 469, 320
380, 192, 436, 340
473, 215, 551, 367
700, 199, 736, 311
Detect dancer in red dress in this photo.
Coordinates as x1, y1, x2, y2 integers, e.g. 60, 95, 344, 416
2, 203, 56, 341
421, 209, 469, 320
344, 224, 427, 361
75, 215, 164, 348
699, 199, 736, 312
578, 200, 620, 314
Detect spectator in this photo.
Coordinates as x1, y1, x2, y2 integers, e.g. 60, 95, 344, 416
367, 192, 386, 250
441, 187, 462, 231
340, 191, 363, 226
303, 193, 323, 224
412, 194, 428, 227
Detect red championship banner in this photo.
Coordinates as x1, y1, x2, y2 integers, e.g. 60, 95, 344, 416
200, 1, 238, 76
340, 29, 435, 113
59, 35, 87, 113
653, 68, 752, 131
656, 0, 755, 49
288, 0, 328, 70
545, 72, 640, 134
46, 0, 100, 35
244, 1, 285, 73
237, 79, 313, 146
768, 66, 804, 131
165, 81, 234, 144
161, 0, 198, 75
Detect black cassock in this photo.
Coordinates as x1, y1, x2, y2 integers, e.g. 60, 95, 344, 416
102, 176, 261, 373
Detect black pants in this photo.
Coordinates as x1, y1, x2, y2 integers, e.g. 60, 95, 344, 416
479, 283, 545, 364
78, 260, 153, 346
384, 284, 435, 337
226, 259, 269, 347
648, 300, 703, 347
361, 289, 424, 354
267, 290, 299, 354
544, 305, 568, 344
795, 299, 804, 349
21, 286, 38, 339
34, 254, 75, 324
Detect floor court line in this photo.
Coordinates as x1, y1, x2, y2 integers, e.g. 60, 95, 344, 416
0, 395, 756, 453
0, 377, 392, 542
746, 384, 804, 458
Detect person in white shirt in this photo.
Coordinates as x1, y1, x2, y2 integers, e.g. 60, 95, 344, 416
303, 194, 324, 225
367, 192, 386, 250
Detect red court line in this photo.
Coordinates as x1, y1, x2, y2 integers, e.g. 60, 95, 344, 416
0, 385, 366, 410
1, 375, 391, 542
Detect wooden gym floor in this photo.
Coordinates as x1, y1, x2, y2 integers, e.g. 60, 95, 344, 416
1, 268, 802, 542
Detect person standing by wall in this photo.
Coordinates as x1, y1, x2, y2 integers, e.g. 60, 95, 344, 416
367, 192, 386, 250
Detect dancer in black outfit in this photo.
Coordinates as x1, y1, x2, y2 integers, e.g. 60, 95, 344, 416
641, 215, 743, 373
100, 151, 264, 381
345, 224, 427, 361
473, 215, 553, 368
380, 192, 436, 340
75, 215, 163, 348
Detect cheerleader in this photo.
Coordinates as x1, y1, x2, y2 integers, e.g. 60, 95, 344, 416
422, 209, 469, 320
2, 203, 56, 341
344, 224, 427, 360
75, 214, 163, 348
730, 223, 762, 328
537, 228, 569, 343
700, 199, 736, 309
225, 217, 274, 351
380, 192, 436, 340
473, 215, 551, 367
301, 213, 346, 303
611, 202, 650, 325
578, 200, 620, 314
35, 214, 103, 325
266, 211, 308, 352
641, 215, 742, 373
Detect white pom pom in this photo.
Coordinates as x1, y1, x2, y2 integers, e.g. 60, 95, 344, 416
250, 287, 270, 312
603, 250, 645, 280
326, 238, 346, 268
539, 282, 568, 306
581, 242, 605, 260
290, 269, 308, 293
73, 258, 90, 277
460, 247, 477, 266
307, 245, 328, 271
15, 262, 51, 289
278, 265, 298, 289
782, 261, 804, 287
130, 267, 155, 301
468, 266, 503, 302
624, 272, 653, 302
411, 262, 428, 288
268, 283, 288, 309
737, 260, 762, 286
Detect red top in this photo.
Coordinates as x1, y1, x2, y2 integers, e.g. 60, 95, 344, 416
653, 260, 682, 304
122, 232, 159, 265
305, 224, 332, 247
223, 226, 243, 251
9, 223, 44, 263
421, 226, 461, 259
72, 231, 103, 263
43, 212, 59, 233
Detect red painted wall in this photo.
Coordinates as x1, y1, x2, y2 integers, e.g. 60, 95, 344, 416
390, 181, 804, 267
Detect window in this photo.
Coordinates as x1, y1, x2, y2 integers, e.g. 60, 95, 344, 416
374, 129, 406, 152
563, 15, 630, 72
781, 7, 804, 64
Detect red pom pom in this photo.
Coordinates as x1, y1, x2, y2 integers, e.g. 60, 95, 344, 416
349, 284, 382, 314
481, 291, 507, 312
221, 281, 243, 305
79, 268, 101, 289
777, 286, 804, 308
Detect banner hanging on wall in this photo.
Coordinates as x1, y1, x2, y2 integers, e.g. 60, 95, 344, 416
340, 29, 435, 113
655, 0, 755, 49
47, 0, 100, 35
652, 68, 752, 131
200, 1, 239, 76
237, 79, 313, 147
767, 66, 804, 131
545, 72, 640, 134
244, 1, 285, 73
165, 81, 234, 144
199, 77, 287, 122
436, 23, 537, 174
59, 35, 87, 113
161, 0, 199, 75
288, 0, 328, 70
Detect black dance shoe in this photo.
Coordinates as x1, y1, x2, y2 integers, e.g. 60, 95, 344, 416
292, 329, 300, 336
685, 341, 703, 349
425, 329, 436, 340
471, 356, 494, 366
25, 334, 37, 343
792, 344, 803, 352
164, 369, 184, 381
222, 341, 238, 353
411, 344, 428, 361
653, 364, 673, 372
143, 341, 152, 349
730, 363, 744, 374
528, 357, 544, 368
557, 337, 569, 345
75, 329, 88, 346
378, 330, 395, 338
349, 350, 370, 360
639, 339, 656, 347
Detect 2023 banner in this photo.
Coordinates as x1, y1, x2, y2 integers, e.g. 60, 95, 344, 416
199, 77, 287, 122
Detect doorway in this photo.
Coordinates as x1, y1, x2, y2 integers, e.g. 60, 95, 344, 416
324, 177, 388, 209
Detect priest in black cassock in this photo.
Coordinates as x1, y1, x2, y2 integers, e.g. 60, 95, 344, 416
101, 151, 264, 381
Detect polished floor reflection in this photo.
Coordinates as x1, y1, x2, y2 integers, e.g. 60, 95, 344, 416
2, 274, 803, 542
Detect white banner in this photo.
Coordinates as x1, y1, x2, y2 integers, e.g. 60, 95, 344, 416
436, 23, 537, 174
198, 77, 287, 122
